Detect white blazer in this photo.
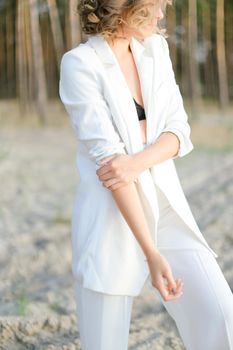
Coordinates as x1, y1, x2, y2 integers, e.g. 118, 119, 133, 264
59, 33, 218, 296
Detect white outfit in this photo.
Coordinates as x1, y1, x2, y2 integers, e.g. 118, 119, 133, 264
74, 161, 233, 350
59, 34, 233, 348
59, 33, 218, 297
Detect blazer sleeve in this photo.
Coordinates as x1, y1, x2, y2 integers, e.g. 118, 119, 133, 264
159, 36, 194, 159
59, 51, 127, 168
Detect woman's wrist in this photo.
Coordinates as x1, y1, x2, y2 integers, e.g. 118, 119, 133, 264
144, 246, 160, 262
131, 151, 147, 174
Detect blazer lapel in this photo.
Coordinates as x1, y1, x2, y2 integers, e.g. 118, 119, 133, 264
130, 36, 153, 147
87, 34, 163, 151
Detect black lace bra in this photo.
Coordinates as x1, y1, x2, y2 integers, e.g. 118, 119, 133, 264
133, 98, 146, 121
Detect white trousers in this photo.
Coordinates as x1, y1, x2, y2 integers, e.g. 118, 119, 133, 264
74, 183, 233, 350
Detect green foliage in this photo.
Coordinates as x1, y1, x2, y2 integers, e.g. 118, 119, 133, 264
16, 291, 29, 316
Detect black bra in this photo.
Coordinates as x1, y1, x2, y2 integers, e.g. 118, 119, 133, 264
133, 98, 146, 121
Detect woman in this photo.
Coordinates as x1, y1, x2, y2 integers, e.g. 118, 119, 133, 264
59, 0, 233, 349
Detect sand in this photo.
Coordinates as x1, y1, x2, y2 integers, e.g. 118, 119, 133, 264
0, 126, 232, 349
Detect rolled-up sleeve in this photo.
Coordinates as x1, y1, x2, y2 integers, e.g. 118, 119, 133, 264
159, 36, 194, 159
59, 51, 126, 166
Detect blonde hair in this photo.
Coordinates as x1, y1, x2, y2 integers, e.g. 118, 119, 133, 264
77, 0, 172, 41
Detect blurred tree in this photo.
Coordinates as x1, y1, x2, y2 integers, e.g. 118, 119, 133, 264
16, 0, 28, 114
216, 0, 229, 110
180, 1, 189, 98
6, 0, 15, 97
29, 0, 48, 123
225, 1, 233, 99
188, 0, 201, 115
166, 1, 177, 74
47, 0, 64, 69
65, 0, 82, 50
201, 0, 216, 99
0, 0, 232, 121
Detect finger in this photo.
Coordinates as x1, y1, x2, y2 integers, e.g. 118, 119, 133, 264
160, 278, 183, 300
103, 178, 119, 188
170, 279, 184, 295
110, 182, 128, 191
167, 279, 184, 297
98, 155, 116, 167
176, 279, 184, 293
165, 278, 181, 287
165, 279, 181, 292
156, 277, 172, 301
165, 290, 183, 301
96, 164, 111, 176
152, 276, 182, 301
175, 278, 184, 290
159, 282, 183, 301
165, 270, 177, 293
98, 171, 115, 181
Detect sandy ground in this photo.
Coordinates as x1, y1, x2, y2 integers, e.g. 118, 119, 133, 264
0, 125, 233, 350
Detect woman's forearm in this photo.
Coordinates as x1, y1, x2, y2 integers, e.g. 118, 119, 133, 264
134, 131, 180, 173
111, 181, 159, 259
96, 132, 179, 259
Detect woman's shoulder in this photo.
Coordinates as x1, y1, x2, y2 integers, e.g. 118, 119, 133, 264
60, 38, 99, 70
144, 33, 169, 54
59, 38, 105, 94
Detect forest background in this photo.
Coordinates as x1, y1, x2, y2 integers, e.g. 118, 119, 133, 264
0, 2, 233, 349
0, 0, 232, 132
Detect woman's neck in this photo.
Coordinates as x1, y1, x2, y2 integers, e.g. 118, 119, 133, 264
106, 28, 132, 59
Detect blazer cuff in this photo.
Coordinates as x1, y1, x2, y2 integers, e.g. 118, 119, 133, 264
95, 149, 127, 170
161, 127, 194, 159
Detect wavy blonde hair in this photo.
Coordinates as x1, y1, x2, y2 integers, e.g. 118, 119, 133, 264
77, 0, 172, 41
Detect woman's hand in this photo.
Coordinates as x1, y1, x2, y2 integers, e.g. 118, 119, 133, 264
147, 249, 184, 301
96, 154, 141, 191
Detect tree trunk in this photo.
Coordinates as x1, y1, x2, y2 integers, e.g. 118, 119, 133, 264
188, 0, 201, 116
24, 0, 34, 104
46, 0, 64, 68
225, 3, 233, 99
16, 0, 28, 116
66, 0, 82, 49
216, 0, 229, 110
181, 3, 189, 95
0, 14, 5, 97
6, 2, 15, 96
29, 0, 48, 124
167, 2, 177, 71
202, 2, 216, 99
